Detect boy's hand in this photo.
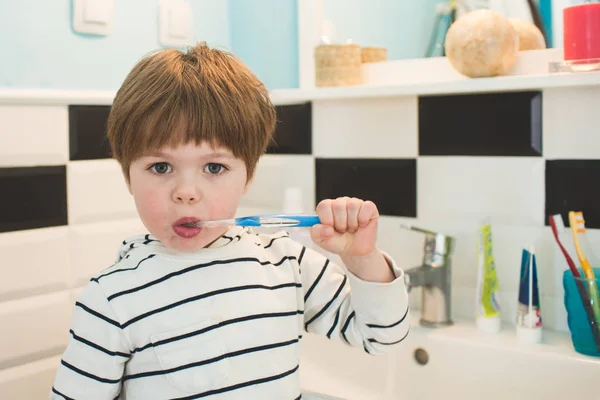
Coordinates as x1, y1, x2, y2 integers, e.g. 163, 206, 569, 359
310, 197, 379, 257
310, 197, 394, 282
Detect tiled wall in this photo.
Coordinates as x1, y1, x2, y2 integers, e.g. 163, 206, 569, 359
0, 104, 145, 398
2, 85, 600, 397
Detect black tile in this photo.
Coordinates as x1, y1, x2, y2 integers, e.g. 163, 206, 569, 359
546, 160, 600, 228
315, 158, 416, 217
0, 166, 67, 233
69, 105, 112, 160
419, 91, 542, 156
268, 103, 312, 154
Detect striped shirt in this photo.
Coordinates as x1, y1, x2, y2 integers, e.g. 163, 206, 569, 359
51, 226, 410, 399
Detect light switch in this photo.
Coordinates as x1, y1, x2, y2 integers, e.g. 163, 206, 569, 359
83, 0, 112, 24
73, 0, 114, 36
159, 0, 194, 47
168, 7, 187, 39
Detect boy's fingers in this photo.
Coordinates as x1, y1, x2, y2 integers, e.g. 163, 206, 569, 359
332, 197, 349, 233
347, 198, 362, 233
357, 200, 378, 228
316, 199, 334, 226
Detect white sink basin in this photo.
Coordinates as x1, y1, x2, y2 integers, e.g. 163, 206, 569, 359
300, 316, 600, 400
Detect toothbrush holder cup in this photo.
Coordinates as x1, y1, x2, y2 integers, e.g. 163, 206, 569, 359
563, 268, 600, 357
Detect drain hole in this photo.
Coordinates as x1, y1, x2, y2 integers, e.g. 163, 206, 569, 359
413, 348, 429, 365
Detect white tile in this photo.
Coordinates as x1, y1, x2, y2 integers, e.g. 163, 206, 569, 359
0, 291, 71, 368
241, 155, 315, 212
452, 286, 476, 320
544, 86, 600, 159
417, 157, 545, 225
377, 216, 424, 274
69, 218, 147, 286
0, 356, 60, 400
0, 105, 68, 167
0, 227, 70, 302
67, 159, 137, 225
312, 97, 418, 158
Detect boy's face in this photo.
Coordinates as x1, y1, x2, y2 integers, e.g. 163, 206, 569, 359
127, 141, 251, 252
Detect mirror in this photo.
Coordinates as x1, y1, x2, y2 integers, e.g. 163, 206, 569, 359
321, 0, 555, 61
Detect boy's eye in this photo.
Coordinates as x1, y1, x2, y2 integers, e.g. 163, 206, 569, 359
150, 162, 172, 174
205, 163, 225, 174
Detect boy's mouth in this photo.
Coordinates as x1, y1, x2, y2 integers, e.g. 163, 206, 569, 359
174, 217, 200, 226
173, 217, 202, 238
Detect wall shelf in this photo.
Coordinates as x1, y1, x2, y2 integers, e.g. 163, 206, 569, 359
1, 70, 598, 108
2, 49, 599, 106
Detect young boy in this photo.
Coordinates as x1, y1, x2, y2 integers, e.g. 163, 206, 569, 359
50, 43, 410, 399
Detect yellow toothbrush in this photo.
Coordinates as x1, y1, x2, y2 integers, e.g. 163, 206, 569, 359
569, 211, 600, 326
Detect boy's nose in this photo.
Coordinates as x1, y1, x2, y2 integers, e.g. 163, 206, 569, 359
173, 183, 201, 204
174, 193, 199, 204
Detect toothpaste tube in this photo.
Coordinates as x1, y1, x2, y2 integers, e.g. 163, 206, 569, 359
476, 220, 501, 333
516, 246, 543, 344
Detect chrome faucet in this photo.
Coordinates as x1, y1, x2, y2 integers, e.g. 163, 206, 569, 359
401, 224, 454, 328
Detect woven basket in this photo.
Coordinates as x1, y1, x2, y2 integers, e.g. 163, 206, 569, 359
361, 47, 387, 63
315, 43, 362, 87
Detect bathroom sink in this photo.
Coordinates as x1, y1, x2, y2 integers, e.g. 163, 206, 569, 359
300, 316, 600, 400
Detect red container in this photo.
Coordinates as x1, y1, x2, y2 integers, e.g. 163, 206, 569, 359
563, 3, 600, 61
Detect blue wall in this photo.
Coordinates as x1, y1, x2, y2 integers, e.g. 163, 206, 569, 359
0, 0, 230, 90
1, 0, 553, 91
228, 0, 299, 90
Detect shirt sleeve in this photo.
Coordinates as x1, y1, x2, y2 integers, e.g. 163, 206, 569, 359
50, 281, 130, 399
298, 244, 410, 356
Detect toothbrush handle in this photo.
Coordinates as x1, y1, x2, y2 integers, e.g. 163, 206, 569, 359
234, 216, 262, 227
234, 215, 321, 227
280, 215, 321, 227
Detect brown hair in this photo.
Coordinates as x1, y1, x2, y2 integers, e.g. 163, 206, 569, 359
107, 42, 276, 181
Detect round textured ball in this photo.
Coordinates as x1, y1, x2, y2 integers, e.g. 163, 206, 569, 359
509, 18, 546, 50
445, 9, 519, 77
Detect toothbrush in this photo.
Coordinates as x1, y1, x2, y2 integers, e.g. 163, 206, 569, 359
183, 214, 321, 228
549, 214, 600, 350
568, 211, 600, 327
